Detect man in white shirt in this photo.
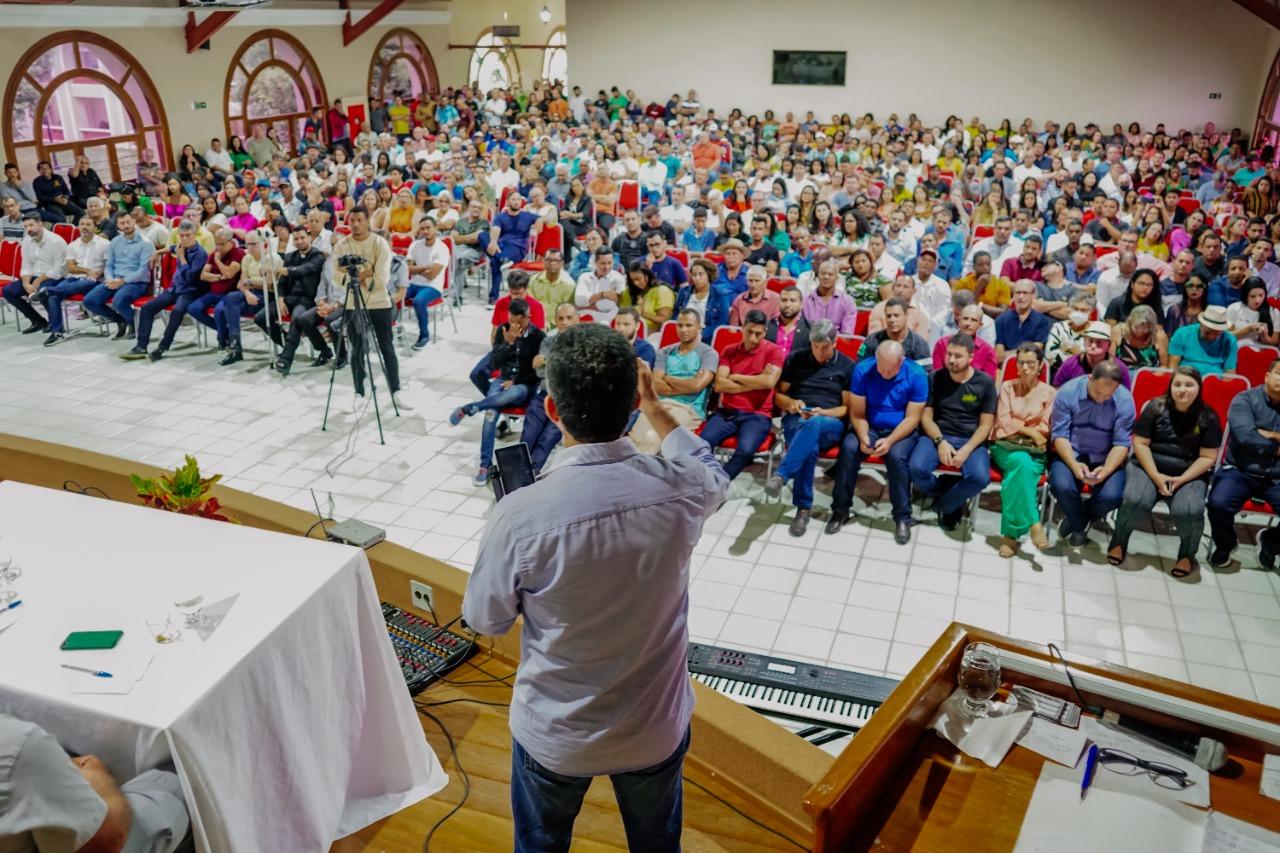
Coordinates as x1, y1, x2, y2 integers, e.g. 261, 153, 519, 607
35, 214, 109, 345
884, 209, 917, 266
638, 149, 668, 207
965, 216, 1023, 274
1095, 249, 1138, 314
2, 212, 67, 335
912, 248, 952, 319
406, 217, 451, 350
1247, 237, 1280, 299
204, 137, 234, 179
659, 186, 694, 235
1097, 162, 1131, 203
568, 86, 588, 124
574, 245, 625, 324
129, 205, 168, 249
483, 90, 507, 126
488, 152, 519, 197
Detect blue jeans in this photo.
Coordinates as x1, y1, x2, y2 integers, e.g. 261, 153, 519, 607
469, 353, 493, 394
1048, 456, 1125, 535
1, 280, 44, 327
1207, 467, 1280, 553
215, 290, 260, 346
698, 409, 773, 480
641, 187, 663, 207
83, 281, 147, 326
909, 435, 991, 516
40, 277, 97, 332
776, 414, 846, 509
480, 232, 527, 301
407, 284, 441, 341
520, 392, 562, 475
185, 292, 225, 343
467, 377, 533, 468
835, 428, 918, 522
511, 726, 689, 853
136, 288, 199, 351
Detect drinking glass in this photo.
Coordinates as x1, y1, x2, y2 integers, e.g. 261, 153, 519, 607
0, 562, 22, 608
147, 613, 182, 644
174, 595, 207, 628
958, 642, 1001, 718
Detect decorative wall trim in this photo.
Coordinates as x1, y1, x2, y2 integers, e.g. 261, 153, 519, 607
0, 7, 451, 28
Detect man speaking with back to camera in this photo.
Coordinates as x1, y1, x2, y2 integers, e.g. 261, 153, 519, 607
463, 322, 729, 852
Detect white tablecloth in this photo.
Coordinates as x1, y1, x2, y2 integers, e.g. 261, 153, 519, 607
0, 481, 446, 852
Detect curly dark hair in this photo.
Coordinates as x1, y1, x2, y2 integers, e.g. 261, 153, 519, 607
546, 323, 639, 443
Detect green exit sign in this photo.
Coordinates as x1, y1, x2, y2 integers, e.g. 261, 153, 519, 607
192, 101, 208, 110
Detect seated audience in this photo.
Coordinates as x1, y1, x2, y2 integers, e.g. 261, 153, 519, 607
1108, 366, 1220, 576
700, 310, 784, 479
835, 339, 929, 543
405, 217, 451, 350
3, 213, 67, 335
527, 249, 575, 311
1048, 362, 1136, 547
862, 297, 931, 364
122, 221, 208, 361
520, 302, 579, 475
952, 250, 1011, 318
1111, 304, 1168, 370
995, 278, 1052, 363
867, 274, 931, 340
932, 302, 998, 376
623, 263, 675, 334
575, 246, 626, 324
991, 343, 1055, 556
1044, 294, 1095, 375
911, 333, 997, 530
1207, 357, 1280, 570
728, 265, 780, 326
1167, 306, 1237, 376
1225, 279, 1280, 346
1053, 321, 1132, 388
614, 307, 656, 367
764, 285, 810, 359
764, 320, 855, 536
216, 229, 280, 365
630, 309, 718, 453
33, 215, 108, 346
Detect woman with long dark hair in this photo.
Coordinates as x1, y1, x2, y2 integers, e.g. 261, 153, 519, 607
624, 261, 675, 334
1104, 268, 1165, 326
1226, 277, 1280, 345
559, 176, 595, 260
1163, 272, 1209, 333
1108, 366, 1221, 576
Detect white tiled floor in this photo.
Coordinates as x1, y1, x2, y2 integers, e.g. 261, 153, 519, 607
3, 296, 1280, 706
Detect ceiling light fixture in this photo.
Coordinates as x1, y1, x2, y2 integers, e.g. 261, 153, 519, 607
539, 4, 551, 24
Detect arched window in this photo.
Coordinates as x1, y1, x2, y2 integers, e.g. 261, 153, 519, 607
469, 30, 519, 94
541, 28, 567, 87
369, 28, 438, 103
2, 33, 171, 184
1255, 49, 1280, 151
225, 30, 327, 154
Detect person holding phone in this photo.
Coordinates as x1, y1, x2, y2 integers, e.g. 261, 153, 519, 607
1048, 361, 1136, 548
463, 323, 728, 852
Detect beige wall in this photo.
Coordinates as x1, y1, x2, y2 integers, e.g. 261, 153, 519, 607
567, 0, 1276, 133
0, 0, 565, 170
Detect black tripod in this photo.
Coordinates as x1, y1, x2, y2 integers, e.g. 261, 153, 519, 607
321, 255, 400, 444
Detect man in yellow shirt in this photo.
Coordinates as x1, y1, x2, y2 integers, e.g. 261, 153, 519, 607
387, 94, 411, 141
528, 248, 576, 309
951, 250, 1011, 317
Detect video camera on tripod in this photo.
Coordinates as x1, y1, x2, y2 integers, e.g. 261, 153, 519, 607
336, 254, 368, 272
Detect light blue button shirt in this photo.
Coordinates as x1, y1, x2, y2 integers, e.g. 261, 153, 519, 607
104, 232, 154, 284
463, 426, 729, 776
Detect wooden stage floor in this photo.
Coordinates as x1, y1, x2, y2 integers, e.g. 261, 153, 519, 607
332, 645, 807, 852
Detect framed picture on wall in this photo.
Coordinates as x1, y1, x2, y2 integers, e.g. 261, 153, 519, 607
772, 51, 846, 86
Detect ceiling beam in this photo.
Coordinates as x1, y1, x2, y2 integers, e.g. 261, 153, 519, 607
342, 0, 405, 46
1229, 0, 1280, 29
185, 9, 238, 53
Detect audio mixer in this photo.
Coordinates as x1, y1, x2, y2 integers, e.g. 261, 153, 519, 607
381, 602, 477, 695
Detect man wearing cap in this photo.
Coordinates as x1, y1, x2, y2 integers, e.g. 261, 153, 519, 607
1168, 306, 1238, 376
713, 238, 750, 297
1052, 321, 1132, 388
909, 247, 951, 320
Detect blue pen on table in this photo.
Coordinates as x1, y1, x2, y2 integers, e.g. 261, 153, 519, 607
1080, 743, 1100, 801
3, 600, 21, 611
60, 664, 113, 679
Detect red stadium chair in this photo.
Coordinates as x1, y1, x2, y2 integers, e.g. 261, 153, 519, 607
512, 225, 565, 273
1177, 198, 1201, 215
711, 325, 743, 357
972, 225, 994, 240
1202, 373, 1250, 429
335, 225, 352, 236
852, 309, 869, 337
390, 234, 412, 256
835, 334, 863, 360
766, 277, 788, 295
1235, 344, 1279, 388
1131, 368, 1172, 414
618, 181, 640, 212
1095, 245, 1117, 258
704, 252, 725, 266
666, 249, 690, 269
53, 223, 76, 243
0, 242, 20, 326
658, 320, 679, 349
1000, 355, 1051, 383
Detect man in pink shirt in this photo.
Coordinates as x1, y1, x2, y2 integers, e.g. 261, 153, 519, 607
699, 310, 783, 478
933, 303, 998, 376
728, 265, 780, 326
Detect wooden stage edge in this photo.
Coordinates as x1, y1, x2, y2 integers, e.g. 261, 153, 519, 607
0, 434, 825, 851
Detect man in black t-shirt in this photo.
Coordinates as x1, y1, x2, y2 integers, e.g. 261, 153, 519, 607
611, 210, 649, 270
908, 333, 997, 530
745, 216, 780, 275
763, 320, 855, 536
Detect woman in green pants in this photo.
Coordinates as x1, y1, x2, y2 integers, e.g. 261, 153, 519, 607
991, 343, 1056, 557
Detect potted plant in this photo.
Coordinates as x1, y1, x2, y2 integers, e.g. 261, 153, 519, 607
131, 455, 235, 523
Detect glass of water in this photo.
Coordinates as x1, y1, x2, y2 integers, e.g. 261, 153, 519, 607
958, 642, 1001, 718
174, 595, 207, 628
147, 613, 182, 644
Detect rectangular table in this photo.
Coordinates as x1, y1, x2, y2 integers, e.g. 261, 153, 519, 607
0, 481, 446, 852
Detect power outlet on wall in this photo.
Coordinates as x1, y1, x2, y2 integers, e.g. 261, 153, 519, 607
410, 580, 435, 617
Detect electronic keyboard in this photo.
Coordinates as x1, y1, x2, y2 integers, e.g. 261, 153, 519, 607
687, 643, 899, 752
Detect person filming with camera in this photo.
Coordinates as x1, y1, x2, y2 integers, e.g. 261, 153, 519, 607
331, 207, 411, 412
463, 323, 729, 852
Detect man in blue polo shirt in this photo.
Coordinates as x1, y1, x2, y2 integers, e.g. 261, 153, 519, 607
483, 192, 540, 303
835, 338, 929, 543
1048, 362, 1135, 547
1207, 257, 1249, 307
83, 210, 154, 340
995, 278, 1052, 364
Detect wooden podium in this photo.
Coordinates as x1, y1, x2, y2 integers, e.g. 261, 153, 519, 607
803, 623, 1280, 852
